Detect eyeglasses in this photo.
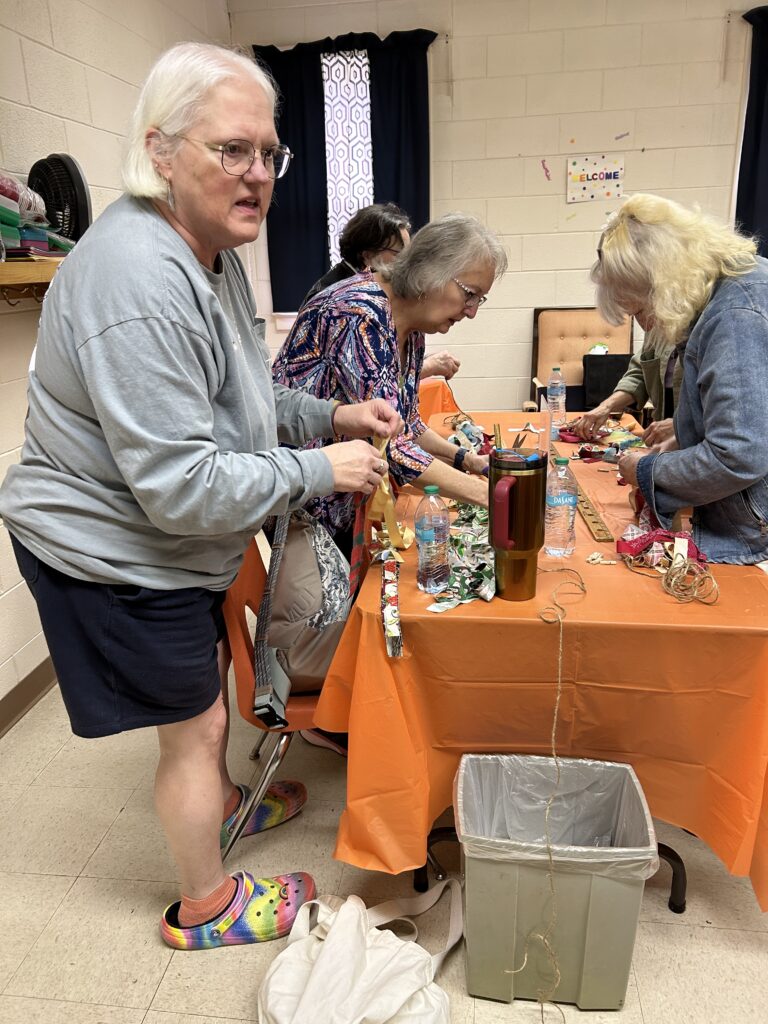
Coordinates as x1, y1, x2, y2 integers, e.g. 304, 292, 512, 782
175, 135, 292, 179
452, 277, 487, 309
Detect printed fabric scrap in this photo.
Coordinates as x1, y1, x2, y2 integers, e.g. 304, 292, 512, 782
428, 503, 495, 613
617, 497, 705, 568
380, 558, 403, 657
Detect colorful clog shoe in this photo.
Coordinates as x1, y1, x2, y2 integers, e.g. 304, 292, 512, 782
220, 781, 307, 848
160, 869, 315, 950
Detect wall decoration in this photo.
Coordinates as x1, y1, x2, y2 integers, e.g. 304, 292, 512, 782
567, 154, 624, 204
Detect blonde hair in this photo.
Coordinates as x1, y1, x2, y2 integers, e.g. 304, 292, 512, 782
592, 193, 757, 344
122, 42, 276, 199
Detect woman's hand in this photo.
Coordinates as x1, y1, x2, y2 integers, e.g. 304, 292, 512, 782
322, 440, 389, 494
333, 399, 403, 440
616, 448, 646, 487
464, 451, 489, 477
642, 417, 675, 449
572, 404, 612, 440
421, 350, 461, 380
652, 435, 679, 454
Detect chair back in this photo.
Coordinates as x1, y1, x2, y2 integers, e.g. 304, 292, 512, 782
531, 307, 632, 410
223, 537, 318, 733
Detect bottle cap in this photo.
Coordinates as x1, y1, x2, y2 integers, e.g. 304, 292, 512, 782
555, 457, 569, 465
424, 484, 440, 494
552, 366, 560, 371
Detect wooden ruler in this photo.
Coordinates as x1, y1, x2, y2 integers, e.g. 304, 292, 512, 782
576, 486, 614, 542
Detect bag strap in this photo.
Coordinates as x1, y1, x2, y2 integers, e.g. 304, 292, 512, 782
252, 513, 291, 725
366, 878, 463, 976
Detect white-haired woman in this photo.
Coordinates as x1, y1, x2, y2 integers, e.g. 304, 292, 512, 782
0, 43, 402, 950
273, 214, 508, 557
593, 193, 768, 564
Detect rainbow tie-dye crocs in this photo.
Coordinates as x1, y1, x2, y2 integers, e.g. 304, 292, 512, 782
160, 869, 316, 949
220, 780, 307, 849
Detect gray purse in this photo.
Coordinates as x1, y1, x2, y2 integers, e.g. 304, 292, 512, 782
253, 511, 352, 727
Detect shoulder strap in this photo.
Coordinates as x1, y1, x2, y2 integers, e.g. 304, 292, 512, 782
366, 878, 463, 976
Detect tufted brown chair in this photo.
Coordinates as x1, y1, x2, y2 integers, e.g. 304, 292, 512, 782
528, 306, 632, 411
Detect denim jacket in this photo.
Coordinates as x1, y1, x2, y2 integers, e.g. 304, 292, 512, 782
636, 257, 768, 564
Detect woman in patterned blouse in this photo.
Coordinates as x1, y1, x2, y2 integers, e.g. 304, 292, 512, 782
273, 213, 507, 556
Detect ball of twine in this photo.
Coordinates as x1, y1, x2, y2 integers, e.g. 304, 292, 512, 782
662, 556, 719, 604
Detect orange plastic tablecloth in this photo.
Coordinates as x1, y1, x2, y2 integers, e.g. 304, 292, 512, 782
416, 377, 460, 422
316, 412, 768, 910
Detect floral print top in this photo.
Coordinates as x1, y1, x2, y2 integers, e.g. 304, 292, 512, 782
272, 273, 433, 537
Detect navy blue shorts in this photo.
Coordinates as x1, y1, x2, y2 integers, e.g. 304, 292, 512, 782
11, 536, 226, 738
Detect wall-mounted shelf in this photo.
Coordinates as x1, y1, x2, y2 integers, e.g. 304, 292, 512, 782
0, 260, 62, 306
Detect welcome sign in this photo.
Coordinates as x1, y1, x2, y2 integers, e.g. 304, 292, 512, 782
567, 154, 624, 203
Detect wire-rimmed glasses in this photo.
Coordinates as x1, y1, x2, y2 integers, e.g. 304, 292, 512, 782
176, 135, 292, 179
452, 277, 487, 309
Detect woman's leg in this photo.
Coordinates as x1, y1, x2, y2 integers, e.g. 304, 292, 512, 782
216, 636, 238, 808
155, 696, 229, 899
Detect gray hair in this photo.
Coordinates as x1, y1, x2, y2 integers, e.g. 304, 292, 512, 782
379, 213, 507, 298
122, 42, 277, 199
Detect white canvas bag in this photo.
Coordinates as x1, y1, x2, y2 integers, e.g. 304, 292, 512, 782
257, 879, 463, 1024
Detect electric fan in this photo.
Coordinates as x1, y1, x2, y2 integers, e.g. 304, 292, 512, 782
27, 153, 92, 241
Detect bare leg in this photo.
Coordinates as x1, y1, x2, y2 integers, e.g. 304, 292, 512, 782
216, 636, 238, 807
155, 696, 229, 899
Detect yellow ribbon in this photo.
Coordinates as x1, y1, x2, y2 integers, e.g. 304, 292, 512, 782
366, 438, 413, 558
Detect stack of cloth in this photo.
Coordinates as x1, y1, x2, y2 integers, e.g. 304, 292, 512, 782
0, 187, 21, 257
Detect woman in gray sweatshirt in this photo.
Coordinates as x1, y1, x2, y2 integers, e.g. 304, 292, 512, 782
0, 43, 400, 951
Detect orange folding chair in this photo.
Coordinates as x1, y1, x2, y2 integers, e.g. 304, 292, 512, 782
221, 536, 319, 861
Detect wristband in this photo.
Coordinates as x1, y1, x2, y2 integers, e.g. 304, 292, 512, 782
452, 447, 469, 471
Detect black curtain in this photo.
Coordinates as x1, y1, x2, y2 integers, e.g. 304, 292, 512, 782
251, 44, 327, 314
253, 30, 436, 312
736, 7, 768, 255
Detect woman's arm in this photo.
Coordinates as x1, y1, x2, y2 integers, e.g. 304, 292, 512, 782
412, 457, 488, 507
635, 307, 768, 518
573, 389, 636, 439
75, 319, 336, 536
417, 426, 487, 476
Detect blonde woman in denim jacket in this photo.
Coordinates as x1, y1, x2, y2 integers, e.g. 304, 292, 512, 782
593, 193, 768, 564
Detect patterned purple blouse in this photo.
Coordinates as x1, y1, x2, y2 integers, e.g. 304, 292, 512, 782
272, 273, 433, 538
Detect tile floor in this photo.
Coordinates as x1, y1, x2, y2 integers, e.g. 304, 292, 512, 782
0, 686, 766, 1023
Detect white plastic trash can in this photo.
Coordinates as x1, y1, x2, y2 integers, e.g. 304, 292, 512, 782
455, 754, 658, 1010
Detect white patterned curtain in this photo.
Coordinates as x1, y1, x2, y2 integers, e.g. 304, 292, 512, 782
320, 50, 374, 266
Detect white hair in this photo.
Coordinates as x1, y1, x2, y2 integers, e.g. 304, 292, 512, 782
379, 213, 507, 298
122, 42, 276, 199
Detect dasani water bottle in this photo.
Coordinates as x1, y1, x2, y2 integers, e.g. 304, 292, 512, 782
415, 485, 451, 593
544, 457, 578, 557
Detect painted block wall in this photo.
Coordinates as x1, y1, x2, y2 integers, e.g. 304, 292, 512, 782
230, 0, 749, 411
0, 0, 230, 700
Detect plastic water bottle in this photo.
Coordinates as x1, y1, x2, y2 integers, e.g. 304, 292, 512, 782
547, 366, 566, 437
544, 457, 578, 557
415, 485, 451, 593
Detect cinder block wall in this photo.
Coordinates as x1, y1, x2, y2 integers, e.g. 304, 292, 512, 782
0, 0, 230, 703
230, 0, 749, 410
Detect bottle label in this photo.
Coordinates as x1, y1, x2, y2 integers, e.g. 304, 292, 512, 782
546, 494, 578, 508
415, 524, 436, 543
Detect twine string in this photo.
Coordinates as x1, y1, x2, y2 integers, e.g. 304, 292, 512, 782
506, 567, 586, 1024
622, 553, 719, 604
